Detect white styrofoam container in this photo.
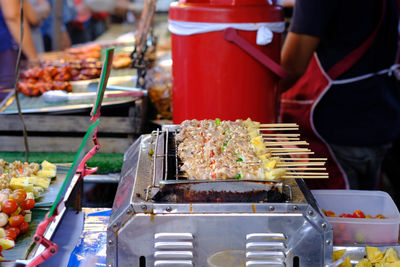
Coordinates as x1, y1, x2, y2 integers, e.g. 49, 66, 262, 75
312, 190, 400, 245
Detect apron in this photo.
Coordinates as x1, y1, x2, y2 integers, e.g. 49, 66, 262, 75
279, 0, 387, 189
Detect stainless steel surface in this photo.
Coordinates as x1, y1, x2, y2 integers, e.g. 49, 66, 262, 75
107, 128, 334, 266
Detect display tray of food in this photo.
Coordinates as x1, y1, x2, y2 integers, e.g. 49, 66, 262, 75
0, 160, 68, 261
312, 190, 400, 246
0, 75, 140, 115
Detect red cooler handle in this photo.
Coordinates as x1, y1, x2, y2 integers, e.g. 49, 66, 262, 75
224, 27, 288, 79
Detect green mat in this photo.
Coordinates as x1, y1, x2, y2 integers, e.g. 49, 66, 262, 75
0, 152, 123, 174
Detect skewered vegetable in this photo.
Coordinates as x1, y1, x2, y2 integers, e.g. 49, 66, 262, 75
176, 118, 286, 180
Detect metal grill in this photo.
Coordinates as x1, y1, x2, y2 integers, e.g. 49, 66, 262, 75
107, 131, 334, 267
146, 127, 291, 203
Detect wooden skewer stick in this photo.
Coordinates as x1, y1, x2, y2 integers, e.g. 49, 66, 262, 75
263, 137, 300, 141
271, 152, 315, 155
281, 158, 327, 161
260, 128, 298, 131
259, 123, 298, 127
262, 134, 300, 137
268, 148, 310, 152
283, 167, 326, 171
264, 141, 309, 146
283, 175, 328, 179
277, 162, 325, 166
286, 172, 329, 176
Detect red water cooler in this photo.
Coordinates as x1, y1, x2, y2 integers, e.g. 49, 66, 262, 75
169, 0, 286, 124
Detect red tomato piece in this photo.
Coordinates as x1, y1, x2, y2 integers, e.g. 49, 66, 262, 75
5, 229, 18, 240
374, 214, 387, 219
9, 214, 25, 227
13, 189, 27, 200
2, 199, 18, 214
339, 213, 354, 218
21, 199, 35, 210
325, 211, 336, 217
9, 191, 26, 205
353, 210, 366, 218
6, 226, 20, 236
19, 221, 29, 234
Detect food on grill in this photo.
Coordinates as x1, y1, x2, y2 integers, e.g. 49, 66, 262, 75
0, 160, 40, 190
0, 160, 56, 197
112, 52, 132, 69
176, 118, 286, 180
65, 43, 102, 60
17, 58, 102, 97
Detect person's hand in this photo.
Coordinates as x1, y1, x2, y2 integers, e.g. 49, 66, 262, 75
27, 57, 40, 68
60, 31, 72, 50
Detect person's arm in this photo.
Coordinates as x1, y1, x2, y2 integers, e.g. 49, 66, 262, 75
0, 0, 38, 61
23, 0, 39, 26
279, 32, 320, 93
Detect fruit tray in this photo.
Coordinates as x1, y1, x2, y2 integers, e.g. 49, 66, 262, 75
1, 164, 69, 261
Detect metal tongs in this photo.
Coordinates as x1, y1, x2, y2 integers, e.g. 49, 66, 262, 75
24, 48, 115, 267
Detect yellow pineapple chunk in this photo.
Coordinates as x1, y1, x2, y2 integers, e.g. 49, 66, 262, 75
41, 160, 56, 170
333, 249, 346, 262
264, 160, 277, 170
339, 256, 352, 267
0, 238, 15, 250
264, 168, 286, 180
37, 168, 56, 179
36, 177, 50, 189
383, 248, 400, 263
26, 192, 35, 199
24, 210, 32, 223
355, 258, 372, 267
248, 129, 259, 139
0, 228, 5, 238
23, 176, 50, 189
9, 178, 34, 192
366, 246, 384, 263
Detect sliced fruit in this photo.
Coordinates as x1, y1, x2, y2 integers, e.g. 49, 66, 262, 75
21, 199, 35, 211
0, 228, 5, 238
26, 192, 35, 200
24, 210, 32, 223
383, 248, 400, 263
41, 160, 56, 170
366, 246, 384, 263
33, 187, 45, 198
333, 249, 346, 262
2, 200, 18, 214
9, 178, 34, 192
19, 221, 29, 234
37, 169, 56, 179
355, 258, 372, 267
0, 238, 15, 250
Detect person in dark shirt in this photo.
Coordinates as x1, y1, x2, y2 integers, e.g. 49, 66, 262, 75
279, 0, 400, 190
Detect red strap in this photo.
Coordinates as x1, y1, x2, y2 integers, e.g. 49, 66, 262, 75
327, 0, 386, 79
224, 28, 289, 79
